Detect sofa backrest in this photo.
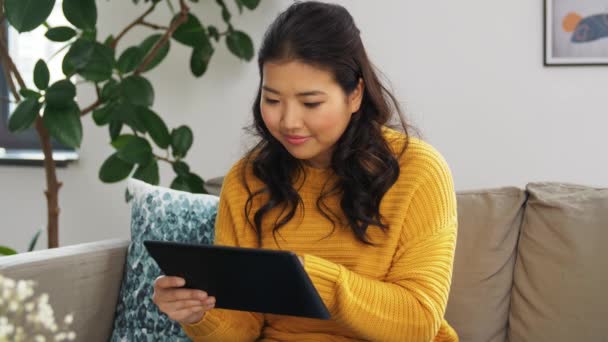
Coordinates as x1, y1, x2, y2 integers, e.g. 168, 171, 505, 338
446, 187, 526, 342
0, 239, 130, 341
508, 182, 608, 342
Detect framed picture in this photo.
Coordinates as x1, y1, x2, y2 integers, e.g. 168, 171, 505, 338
544, 0, 608, 65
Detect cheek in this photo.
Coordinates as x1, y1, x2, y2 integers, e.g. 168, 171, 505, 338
260, 104, 280, 131
308, 107, 352, 141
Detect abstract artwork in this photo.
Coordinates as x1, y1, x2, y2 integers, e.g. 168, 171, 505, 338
545, 0, 608, 65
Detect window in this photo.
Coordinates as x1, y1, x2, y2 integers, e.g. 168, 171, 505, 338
0, 2, 77, 166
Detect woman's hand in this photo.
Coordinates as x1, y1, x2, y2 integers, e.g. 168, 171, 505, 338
152, 276, 216, 325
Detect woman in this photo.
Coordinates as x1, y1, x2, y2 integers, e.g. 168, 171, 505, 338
153, 1, 458, 341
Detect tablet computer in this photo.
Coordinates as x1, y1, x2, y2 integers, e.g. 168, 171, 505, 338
143, 240, 331, 320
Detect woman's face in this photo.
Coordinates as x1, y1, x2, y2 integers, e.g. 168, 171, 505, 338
260, 60, 363, 169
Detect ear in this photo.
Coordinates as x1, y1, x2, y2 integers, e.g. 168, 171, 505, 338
348, 78, 364, 114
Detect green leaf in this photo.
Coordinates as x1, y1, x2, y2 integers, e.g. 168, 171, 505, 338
43, 100, 83, 148
190, 43, 214, 77
117, 46, 144, 74
81, 28, 97, 41
92, 102, 116, 126
133, 159, 160, 185
186, 172, 207, 193
104, 34, 115, 47
171, 126, 193, 158
170, 176, 190, 192
138, 34, 171, 73
8, 98, 41, 133
100, 79, 119, 102
4, 0, 55, 33
120, 76, 154, 107
110, 134, 135, 150
226, 30, 254, 61
215, 0, 231, 23
33, 60, 50, 90
172, 14, 209, 48
207, 25, 220, 42
137, 107, 170, 148
27, 228, 43, 252
116, 136, 153, 165
109, 120, 123, 140
172, 161, 190, 176
0, 245, 18, 256
61, 40, 112, 81
170, 173, 206, 193
99, 153, 134, 183
112, 103, 146, 133
45, 79, 76, 108
62, 40, 91, 77
79, 42, 113, 82
234, 0, 243, 13
45, 26, 77, 42
62, 39, 114, 82
19, 88, 41, 99
239, 0, 260, 10
63, 0, 97, 30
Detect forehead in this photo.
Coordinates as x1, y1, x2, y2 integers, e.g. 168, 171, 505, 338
262, 60, 337, 91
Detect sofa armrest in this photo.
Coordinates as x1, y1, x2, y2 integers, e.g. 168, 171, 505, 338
0, 238, 130, 342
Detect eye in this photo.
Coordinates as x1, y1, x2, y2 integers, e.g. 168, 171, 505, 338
264, 98, 279, 105
303, 102, 321, 108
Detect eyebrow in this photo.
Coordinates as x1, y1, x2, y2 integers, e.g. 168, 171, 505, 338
262, 86, 326, 97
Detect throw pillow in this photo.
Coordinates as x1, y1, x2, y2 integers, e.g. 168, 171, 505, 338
110, 178, 219, 341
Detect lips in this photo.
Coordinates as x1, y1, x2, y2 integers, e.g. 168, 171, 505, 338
283, 134, 311, 145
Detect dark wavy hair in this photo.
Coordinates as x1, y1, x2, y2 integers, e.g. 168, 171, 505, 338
242, 1, 414, 247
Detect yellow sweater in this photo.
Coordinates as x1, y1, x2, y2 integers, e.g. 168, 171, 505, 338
181, 129, 459, 342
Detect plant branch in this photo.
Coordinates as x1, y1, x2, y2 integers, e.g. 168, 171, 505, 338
134, 0, 189, 75
0, 3, 61, 249
0, 35, 25, 90
155, 154, 173, 164
34, 117, 63, 249
140, 21, 169, 30
111, 2, 158, 49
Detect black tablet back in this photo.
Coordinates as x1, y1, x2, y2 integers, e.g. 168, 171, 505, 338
144, 240, 330, 320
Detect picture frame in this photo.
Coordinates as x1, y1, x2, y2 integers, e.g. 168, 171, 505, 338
544, 0, 608, 66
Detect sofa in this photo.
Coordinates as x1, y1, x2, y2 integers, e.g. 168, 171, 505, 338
1, 180, 606, 342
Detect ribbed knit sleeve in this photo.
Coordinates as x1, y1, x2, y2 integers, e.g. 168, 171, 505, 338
302, 152, 458, 342
180, 192, 264, 341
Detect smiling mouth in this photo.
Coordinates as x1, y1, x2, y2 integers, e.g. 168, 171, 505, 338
283, 135, 311, 145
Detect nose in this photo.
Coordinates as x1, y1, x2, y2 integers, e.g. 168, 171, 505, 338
280, 104, 304, 131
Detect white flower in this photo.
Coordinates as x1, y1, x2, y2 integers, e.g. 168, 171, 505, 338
15, 281, 33, 301
8, 301, 18, 312
0, 275, 75, 341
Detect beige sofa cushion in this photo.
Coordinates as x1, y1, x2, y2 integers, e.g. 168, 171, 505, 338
0, 239, 130, 342
509, 182, 608, 342
446, 187, 526, 342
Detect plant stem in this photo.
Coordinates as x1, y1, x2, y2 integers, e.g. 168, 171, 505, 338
166, 0, 176, 15
155, 154, 172, 164
0, 2, 62, 248
134, 0, 190, 75
111, 2, 158, 50
34, 118, 63, 249
140, 21, 169, 30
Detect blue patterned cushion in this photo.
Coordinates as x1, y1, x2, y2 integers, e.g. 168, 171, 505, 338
110, 178, 219, 341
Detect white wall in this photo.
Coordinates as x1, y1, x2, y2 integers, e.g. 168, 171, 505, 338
1, 0, 607, 252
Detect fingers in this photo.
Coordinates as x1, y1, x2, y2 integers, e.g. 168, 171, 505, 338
152, 275, 217, 324
155, 276, 185, 289
162, 297, 216, 313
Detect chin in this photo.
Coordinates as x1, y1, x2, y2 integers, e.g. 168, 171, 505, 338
282, 145, 317, 161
